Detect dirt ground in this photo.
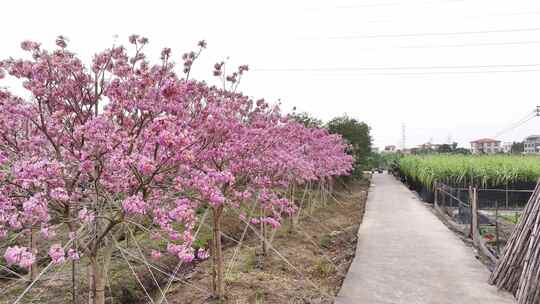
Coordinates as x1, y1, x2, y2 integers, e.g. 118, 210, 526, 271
166, 180, 369, 304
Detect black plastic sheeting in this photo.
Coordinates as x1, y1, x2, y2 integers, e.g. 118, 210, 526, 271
397, 171, 534, 209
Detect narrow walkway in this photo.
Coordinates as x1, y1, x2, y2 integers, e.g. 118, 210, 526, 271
336, 174, 515, 304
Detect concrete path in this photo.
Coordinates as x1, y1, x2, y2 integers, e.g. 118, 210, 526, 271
336, 173, 515, 304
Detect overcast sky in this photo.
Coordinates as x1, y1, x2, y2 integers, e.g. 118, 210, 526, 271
2, 0, 540, 149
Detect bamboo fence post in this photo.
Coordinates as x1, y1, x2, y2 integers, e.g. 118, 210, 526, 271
442, 185, 446, 209
457, 188, 461, 208
434, 181, 438, 207
471, 186, 479, 247
468, 186, 474, 240
495, 200, 500, 255
506, 183, 509, 209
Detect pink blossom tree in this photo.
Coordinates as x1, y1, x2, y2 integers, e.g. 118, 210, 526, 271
0, 36, 205, 304
173, 82, 353, 298
0, 36, 353, 303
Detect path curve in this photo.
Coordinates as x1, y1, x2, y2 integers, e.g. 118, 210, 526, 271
336, 173, 515, 304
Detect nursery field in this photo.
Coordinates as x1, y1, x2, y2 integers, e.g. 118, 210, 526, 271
398, 154, 540, 189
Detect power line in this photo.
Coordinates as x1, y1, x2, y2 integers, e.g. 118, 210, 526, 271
495, 115, 535, 138
306, 10, 540, 26
399, 40, 540, 49
294, 40, 540, 52
253, 63, 540, 72
494, 109, 537, 138
298, 69, 540, 77
309, 27, 540, 40
311, 2, 400, 9
253, 69, 540, 77
366, 69, 540, 76
494, 116, 534, 138
305, 0, 472, 11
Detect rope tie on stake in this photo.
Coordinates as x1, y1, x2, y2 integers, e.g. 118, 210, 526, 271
157, 208, 208, 304
231, 209, 332, 297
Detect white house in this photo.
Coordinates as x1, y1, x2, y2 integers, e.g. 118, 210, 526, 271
384, 145, 397, 152
470, 138, 501, 154
524, 135, 540, 154
502, 142, 513, 153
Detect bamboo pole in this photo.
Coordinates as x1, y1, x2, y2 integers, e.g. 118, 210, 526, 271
471, 187, 479, 248
489, 180, 540, 300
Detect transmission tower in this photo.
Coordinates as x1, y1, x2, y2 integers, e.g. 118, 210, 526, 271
401, 123, 406, 150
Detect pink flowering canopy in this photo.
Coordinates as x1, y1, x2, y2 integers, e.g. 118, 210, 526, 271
0, 35, 352, 269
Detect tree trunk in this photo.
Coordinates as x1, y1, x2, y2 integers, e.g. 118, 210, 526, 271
209, 239, 216, 293
29, 227, 38, 281
88, 256, 106, 304
66, 220, 78, 304
211, 206, 225, 299
260, 207, 267, 256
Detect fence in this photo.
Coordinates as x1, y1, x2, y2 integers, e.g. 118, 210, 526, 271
433, 182, 532, 263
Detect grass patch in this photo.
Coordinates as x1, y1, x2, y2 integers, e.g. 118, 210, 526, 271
312, 258, 337, 278
498, 212, 521, 224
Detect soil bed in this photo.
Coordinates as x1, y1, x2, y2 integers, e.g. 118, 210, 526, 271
165, 180, 369, 304
0, 179, 368, 304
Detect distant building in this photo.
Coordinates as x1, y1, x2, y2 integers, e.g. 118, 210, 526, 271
399, 148, 412, 154
470, 138, 501, 154
502, 142, 513, 153
372, 147, 380, 153
417, 142, 440, 151
384, 145, 397, 152
524, 135, 540, 154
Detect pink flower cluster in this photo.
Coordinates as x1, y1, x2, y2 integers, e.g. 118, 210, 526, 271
166, 243, 194, 262
197, 248, 209, 260
48, 243, 65, 264
78, 208, 94, 223
251, 216, 283, 229
67, 248, 80, 260
4, 246, 35, 268
121, 195, 147, 215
